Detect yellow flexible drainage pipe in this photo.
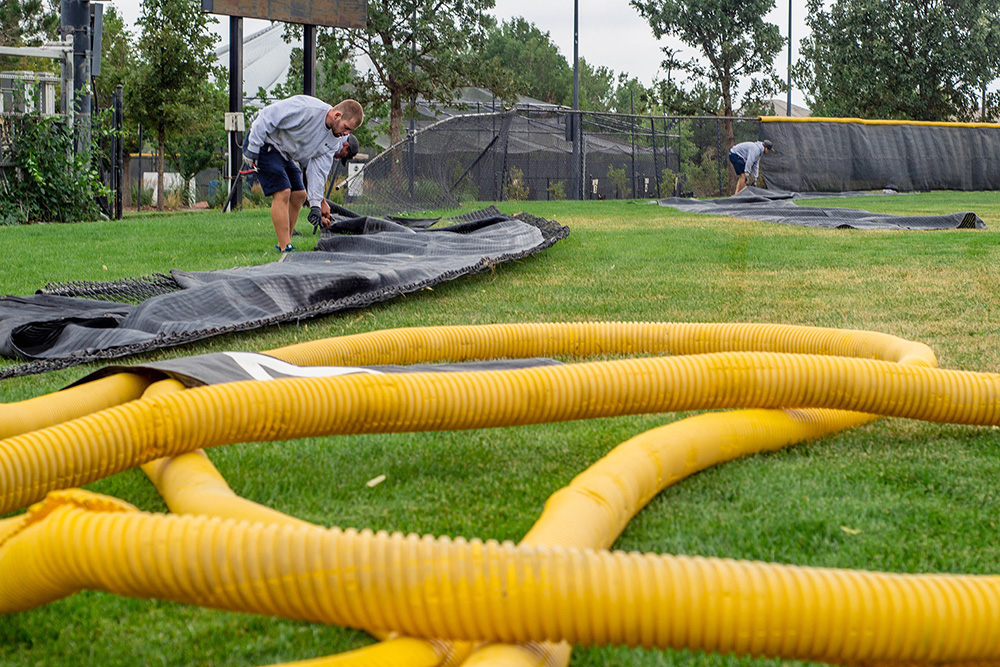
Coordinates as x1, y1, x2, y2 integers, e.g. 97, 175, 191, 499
0, 322, 933, 444
1, 322, 936, 667
0, 322, 988, 667
261, 637, 445, 667
6, 351, 1000, 517
138, 379, 449, 666
0, 514, 21, 543
465, 407, 878, 667
139, 378, 476, 667
0, 371, 152, 440
4, 488, 1000, 665
139, 379, 315, 530
264, 321, 937, 368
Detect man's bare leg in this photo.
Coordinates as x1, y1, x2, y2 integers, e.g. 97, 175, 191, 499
271, 188, 292, 248
287, 190, 307, 240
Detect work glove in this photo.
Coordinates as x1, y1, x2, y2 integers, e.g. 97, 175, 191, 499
241, 148, 259, 172
308, 206, 326, 234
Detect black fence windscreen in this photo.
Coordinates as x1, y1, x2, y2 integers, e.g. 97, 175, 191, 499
759, 117, 1000, 192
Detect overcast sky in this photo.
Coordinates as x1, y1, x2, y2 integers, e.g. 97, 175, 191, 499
489, 0, 811, 107
105, 0, 811, 107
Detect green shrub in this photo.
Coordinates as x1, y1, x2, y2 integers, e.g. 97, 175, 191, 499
503, 166, 529, 201
607, 164, 629, 199
325, 177, 346, 206
2, 114, 107, 223
412, 178, 445, 203
547, 179, 566, 201
245, 181, 270, 208
0, 198, 24, 225
449, 162, 479, 202
207, 180, 230, 209
163, 184, 184, 210
130, 182, 154, 208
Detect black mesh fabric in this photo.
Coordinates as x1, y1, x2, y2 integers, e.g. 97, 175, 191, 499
67, 353, 562, 388
759, 117, 1000, 192
656, 187, 986, 230
0, 209, 569, 378
347, 110, 761, 211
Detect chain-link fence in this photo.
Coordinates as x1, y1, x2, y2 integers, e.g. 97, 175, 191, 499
348, 108, 761, 214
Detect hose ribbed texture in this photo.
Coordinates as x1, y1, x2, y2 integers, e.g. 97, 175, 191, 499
463, 407, 878, 667
6, 321, 999, 667
138, 378, 470, 667
5, 351, 998, 516
4, 496, 1000, 665
0, 372, 152, 440
267, 321, 937, 369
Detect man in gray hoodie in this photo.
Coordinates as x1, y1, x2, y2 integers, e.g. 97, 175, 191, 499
728, 139, 773, 194
243, 96, 364, 252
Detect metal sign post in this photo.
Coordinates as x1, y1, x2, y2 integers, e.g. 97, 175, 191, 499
224, 111, 245, 212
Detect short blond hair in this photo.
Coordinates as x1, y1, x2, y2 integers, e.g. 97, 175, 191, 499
333, 99, 364, 126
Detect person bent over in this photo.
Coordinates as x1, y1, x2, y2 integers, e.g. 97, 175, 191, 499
728, 139, 773, 194
242, 95, 364, 252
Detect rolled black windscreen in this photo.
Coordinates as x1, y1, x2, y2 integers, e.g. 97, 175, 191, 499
0, 208, 569, 378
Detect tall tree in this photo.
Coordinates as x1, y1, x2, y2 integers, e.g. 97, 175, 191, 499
480, 17, 573, 106
0, 0, 57, 45
265, 26, 382, 149
132, 0, 222, 210
793, 0, 1000, 121
91, 6, 143, 207
577, 58, 616, 111
346, 0, 498, 146
272, 25, 355, 104
652, 73, 721, 116
631, 0, 783, 187
165, 77, 227, 206
612, 75, 653, 115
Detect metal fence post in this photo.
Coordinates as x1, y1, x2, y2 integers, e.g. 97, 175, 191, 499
137, 122, 142, 212
113, 84, 123, 219
650, 117, 660, 198
60, 0, 92, 161
676, 118, 682, 176
228, 17, 243, 211
629, 88, 636, 199
716, 118, 723, 197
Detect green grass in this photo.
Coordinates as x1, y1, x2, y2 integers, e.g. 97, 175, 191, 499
3, 193, 1000, 666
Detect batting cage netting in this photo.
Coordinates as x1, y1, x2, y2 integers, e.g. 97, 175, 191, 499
345, 108, 761, 213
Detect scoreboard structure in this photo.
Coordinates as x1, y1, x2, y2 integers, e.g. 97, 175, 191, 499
201, 0, 367, 28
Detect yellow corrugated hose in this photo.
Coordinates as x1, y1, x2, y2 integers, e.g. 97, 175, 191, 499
0, 371, 152, 440
8, 351, 996, 516
4, 490, 1000, 664
7, 321, 1000, 667
138, 378, 464, 667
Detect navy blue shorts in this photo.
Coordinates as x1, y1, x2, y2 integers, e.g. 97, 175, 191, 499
728, 151, 746, 176
244, 137, 305, 196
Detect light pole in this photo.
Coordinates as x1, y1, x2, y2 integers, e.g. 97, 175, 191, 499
571, 0, 580, 199
786, 1, 792, 115
409, 2, 416, 198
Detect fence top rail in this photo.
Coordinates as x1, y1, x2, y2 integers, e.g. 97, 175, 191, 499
0, 40, 73, 61
520, 106, 759, 123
